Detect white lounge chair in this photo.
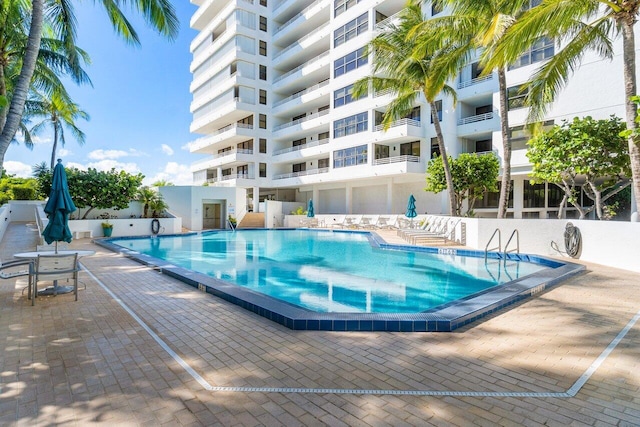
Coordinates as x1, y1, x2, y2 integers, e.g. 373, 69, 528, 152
411, 219, 461, 245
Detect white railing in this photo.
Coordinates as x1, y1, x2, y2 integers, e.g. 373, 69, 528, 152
274, 22, 329, 60
273, 109, 330, 131
274, 0, 324, 35
210, 173, 255, 183
373, 88, 394, 98
373, 155, 420, 165
273, 52, 330, 84
457, 74, 494, 89
273, 167, 329, 180
457, 111, 495, 126
273, 80, 330, 107
373, 118, 420, 132
189, 123, 253, 151
272, 138, 329, 156
375, 10, 402, 30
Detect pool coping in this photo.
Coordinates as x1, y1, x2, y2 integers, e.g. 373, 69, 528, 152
94, 229, 585, 332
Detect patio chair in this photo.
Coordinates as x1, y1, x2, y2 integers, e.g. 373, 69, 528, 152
357, 216, 376, 230
410, 218, 461, 245
31, 253, 79, 305
1, 259, 34, 300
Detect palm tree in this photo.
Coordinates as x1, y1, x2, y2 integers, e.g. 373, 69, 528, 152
0, 0, 178, 172
414, 0, 533, 218
489, 0, 640, 219
152, 179, 174, 187
136, 186, 161, 218
353, 3, 460, 216
25, 90, 89, 169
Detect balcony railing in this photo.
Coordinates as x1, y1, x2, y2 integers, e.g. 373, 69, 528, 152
274, 22, 329, 60
375, 10, 402, 30
457, 111, 495, 126
273, 52, 329, 84
208, 172, 255, 183
457, 74, 493, 89
189, 123, 253, 151
273, 80, 330, 107
273, 109, 330, 131
373, 118, 420, 132
273, 167, 329, 180
272, 138, 329, 156
274, 0, 324, 36
373, 155, 420, 166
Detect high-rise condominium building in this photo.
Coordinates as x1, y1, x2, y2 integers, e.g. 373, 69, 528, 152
188, 0, 633, 219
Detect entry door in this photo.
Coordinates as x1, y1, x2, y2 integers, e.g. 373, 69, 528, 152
203, 203, 222, 229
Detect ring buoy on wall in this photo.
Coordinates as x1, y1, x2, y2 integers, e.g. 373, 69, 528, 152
151, 218, 160, 235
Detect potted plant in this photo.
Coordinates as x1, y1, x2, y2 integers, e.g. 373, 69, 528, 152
101, 221, 113, 237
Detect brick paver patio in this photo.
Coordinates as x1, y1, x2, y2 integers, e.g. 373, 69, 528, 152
1, 222, 638, 426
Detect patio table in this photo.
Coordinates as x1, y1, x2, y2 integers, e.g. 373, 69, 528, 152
14, 250, 95, 295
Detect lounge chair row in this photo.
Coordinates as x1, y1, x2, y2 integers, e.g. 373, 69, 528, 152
397, 216, 461, 245
328, 215, 413, 230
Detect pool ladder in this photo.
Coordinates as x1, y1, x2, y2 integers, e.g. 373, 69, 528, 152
484, 228, 520, 265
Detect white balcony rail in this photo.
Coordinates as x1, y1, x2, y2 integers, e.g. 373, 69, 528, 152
273, 80, 330, 107
373, 118, 420, 132
373, 88, 394, 98
189, 123, 253, 151
457, 74, 493, 89
273, 167, 329, 180
272, 138, 329, 155
373, 155, 420, 166
274, 22, 329, 60
273, 52, 330, 84
375, 10, 402, 30
273, 109, 330, 131
457, 111, 496, 126
274, 0, 324, 35
209, 172, 255, 183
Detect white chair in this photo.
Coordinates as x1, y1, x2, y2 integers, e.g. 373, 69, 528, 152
1, 259, 34, 300
31, 253, 79, 305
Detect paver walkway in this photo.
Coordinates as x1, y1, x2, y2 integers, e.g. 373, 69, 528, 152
0, 222, 639, 426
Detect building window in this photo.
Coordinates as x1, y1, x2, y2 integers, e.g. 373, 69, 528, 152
238, 115, 253, 125
507, 84, 528, 110
259, 114, 266, 129
523, 180, 546, 208
509, 120, 554, 150
260, 0, 267, 6
259, 65, 267, 80
259, 40, 267, 56
333, 145, 368, 168
293, 137, 306, 147
318, 131, 330, 140
476, 181, 513, 208
259, 138, 267, 153
237, 139, 252, 150
292, 113, 306, 122
334, 47, 367, 78
259, 16, 267, 32
430, 137, 440, 158
259, 89, 267, 105
334, 13, 368, 47
375, 144, 389, 159
400, 141, 420, 156
475, 139, 493, 153
334, 0, 362, 17
259, 163, 266, 177
293, 162, 306, 173
509, 37, 554, 70
318, 158, 329, 168
237, 165, 249, 177
334, 83, 365, 108
430, 100, 442, 123
333, 112, 368, 138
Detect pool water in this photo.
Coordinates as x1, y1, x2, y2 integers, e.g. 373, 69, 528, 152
110, 230, 546, 314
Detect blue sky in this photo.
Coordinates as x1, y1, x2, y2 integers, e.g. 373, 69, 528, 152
4, 2, 198, 185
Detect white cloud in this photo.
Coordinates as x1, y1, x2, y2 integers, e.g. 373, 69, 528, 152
181, 141, 196, 151
3, 161, 33, 178
86, 159, 142, 174
144, 162, 192, 186
58, 148, 71, 157
161, 144, 174, 155
88, 148, 147, 160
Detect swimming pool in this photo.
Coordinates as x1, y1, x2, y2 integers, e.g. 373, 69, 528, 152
98, 229, 584, 332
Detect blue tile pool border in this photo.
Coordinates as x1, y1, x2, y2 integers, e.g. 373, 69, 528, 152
94, 229, 585, 332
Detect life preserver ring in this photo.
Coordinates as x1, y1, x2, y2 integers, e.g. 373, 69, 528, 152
151, 218, 160, 235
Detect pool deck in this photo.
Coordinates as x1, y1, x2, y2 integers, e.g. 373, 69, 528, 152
1, 223, 639, 426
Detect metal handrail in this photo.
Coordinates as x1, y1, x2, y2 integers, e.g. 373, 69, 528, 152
484, 228, 501, 263
457, 74, 493, 89
503, 229, 520, 265
457, 111, 496, 126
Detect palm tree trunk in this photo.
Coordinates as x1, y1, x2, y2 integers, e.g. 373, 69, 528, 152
50, 124, 59, 169
497, 67, 511, 219
0, 64, 7, 132
621, 20, 640, 218
0, 0, 44, 172
430, 101, 457, 216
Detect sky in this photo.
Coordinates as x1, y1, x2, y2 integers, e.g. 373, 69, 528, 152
4, 2, 198, 185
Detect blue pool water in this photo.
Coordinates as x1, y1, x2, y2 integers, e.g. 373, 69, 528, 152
109, 229, 547, 314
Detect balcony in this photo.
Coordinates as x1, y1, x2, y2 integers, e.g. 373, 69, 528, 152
273, 167, 329, 180
190, 96, 256, 134
272, 109, 330, 137
457, 111, 500, 138
190, 149, 254, 171
206, 172, 256, 186
272, 52, 330, 93
456, 73, 498, 101
373, 155, 420, 165
273, 0, 329, 46
272, 138, 329, 156
371, 155, 425, 176
371, 118, 424, 143
273, 81, 330, 115
190, 123, 254, 154
272, 23, 330, 69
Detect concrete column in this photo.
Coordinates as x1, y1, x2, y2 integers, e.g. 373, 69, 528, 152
216, 167, 222, 182
312, 187, 320, 214
346, 184, 352, 214
512, 177, 524, 219
386, 179, 393, 214
253, 186, 260, 212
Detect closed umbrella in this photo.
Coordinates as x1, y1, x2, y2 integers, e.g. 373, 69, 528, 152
307, 199, 315, 218
42, 159, 76, 252
405, 194, 417, 228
